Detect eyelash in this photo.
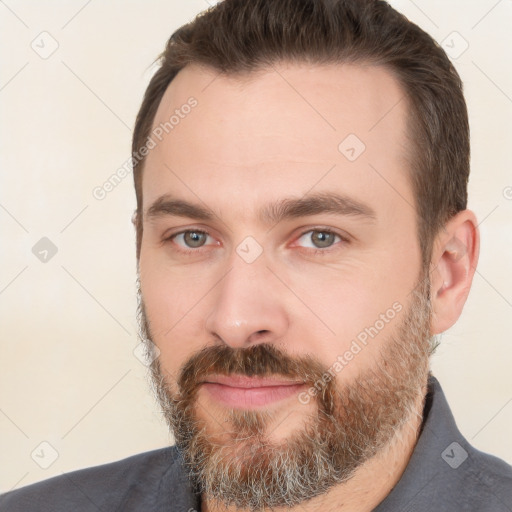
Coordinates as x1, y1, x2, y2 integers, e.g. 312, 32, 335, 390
164, 228, 349, 256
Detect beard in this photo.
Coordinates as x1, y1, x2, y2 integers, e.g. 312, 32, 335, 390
137, 271, 434, 512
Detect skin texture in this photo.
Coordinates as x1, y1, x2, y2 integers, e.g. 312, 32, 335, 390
137, 62, 479, 512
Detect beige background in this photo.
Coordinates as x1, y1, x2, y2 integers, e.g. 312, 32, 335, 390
1, 0, 511, 492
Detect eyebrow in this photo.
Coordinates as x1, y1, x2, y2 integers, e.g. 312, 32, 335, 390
145, 192, 377, 226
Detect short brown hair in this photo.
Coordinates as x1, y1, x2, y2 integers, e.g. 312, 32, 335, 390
132, 0, 470, 266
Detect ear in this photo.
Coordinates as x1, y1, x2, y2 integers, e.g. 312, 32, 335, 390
429, 209, 480, 334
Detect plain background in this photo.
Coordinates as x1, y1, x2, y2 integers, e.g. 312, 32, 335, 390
1, 0, 511, 492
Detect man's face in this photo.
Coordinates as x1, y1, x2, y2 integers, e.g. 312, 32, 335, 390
138, 62, 432, 509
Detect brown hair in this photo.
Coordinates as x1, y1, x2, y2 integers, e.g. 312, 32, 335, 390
132, 0, 469, 266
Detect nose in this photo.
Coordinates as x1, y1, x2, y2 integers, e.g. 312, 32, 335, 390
205, 252, 289, 349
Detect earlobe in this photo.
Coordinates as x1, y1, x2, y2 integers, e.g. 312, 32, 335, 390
430, 210, 480, 334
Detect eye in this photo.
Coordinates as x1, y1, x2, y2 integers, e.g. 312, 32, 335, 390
167, 230, 217, 252
295, 228, 346, 251
164, 227, 348, 256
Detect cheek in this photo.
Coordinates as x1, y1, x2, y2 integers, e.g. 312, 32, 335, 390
139, 259, 211, 376
285, 260, 411, 378
288, 260, 395, 331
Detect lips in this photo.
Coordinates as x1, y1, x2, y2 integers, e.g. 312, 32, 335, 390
202, 374, 305, 388
200, 375, 307, 408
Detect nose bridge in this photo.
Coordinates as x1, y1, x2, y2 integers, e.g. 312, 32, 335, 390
205, 246, 288, 348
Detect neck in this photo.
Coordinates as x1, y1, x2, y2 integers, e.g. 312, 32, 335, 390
201, 384, 428, 512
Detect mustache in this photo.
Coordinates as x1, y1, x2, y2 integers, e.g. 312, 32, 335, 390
176, 343, 331, 401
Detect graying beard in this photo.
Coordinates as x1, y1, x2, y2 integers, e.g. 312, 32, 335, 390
138, 277, 433, 511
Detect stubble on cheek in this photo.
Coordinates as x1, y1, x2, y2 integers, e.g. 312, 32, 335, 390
139, 266, 434, 511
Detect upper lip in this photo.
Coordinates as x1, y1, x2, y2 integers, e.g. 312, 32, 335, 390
202, 375, 305, 388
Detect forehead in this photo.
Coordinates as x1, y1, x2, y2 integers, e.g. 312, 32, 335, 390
142, 61, 415, 226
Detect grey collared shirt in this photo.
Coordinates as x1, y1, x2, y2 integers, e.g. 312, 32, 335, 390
1, 375, 511, 511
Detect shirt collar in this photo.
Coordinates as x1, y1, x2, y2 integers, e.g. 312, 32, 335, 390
374, 373, 468, 510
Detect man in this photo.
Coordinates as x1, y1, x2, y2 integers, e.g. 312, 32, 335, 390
2, 0, 511, 510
